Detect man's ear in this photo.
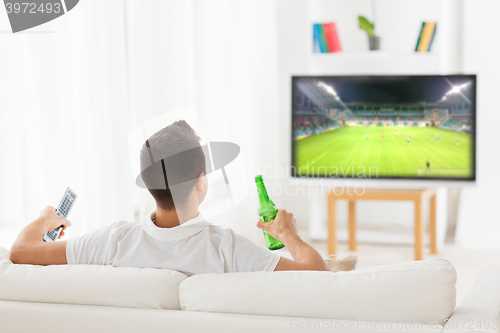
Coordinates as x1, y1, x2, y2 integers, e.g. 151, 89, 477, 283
195, 173, 204, 192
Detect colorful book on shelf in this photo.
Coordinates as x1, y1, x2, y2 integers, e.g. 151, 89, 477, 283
313, 22, 341, 53
415, 22, 437, 52
318, 24, 329, 52
313, 24, 322, 52
427, 23, 438, 51
323, 22, 341, 52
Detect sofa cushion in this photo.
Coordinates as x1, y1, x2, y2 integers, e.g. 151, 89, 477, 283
0, 247, 187, 310
0, 247, 12, 265
179, 258, 456, 324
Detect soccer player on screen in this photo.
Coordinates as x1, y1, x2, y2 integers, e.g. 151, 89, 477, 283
426, 159, 430, 173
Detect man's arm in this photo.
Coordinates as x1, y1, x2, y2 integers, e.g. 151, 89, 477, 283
256, 209, 330, 272
9, 206, 71, 265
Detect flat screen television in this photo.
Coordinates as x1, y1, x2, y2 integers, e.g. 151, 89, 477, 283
291, 75, 476, 181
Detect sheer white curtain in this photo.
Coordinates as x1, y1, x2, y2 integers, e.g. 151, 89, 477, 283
125, 0, 281, 243
0, 0, 137, 243
0, 0, 280, 247
192, 0, 281, 242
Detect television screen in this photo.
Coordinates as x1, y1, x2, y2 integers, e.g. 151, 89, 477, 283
291, 75, 476, 180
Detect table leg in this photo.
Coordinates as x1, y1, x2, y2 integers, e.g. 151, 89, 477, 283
430, 194, 437, 254
414, 198, 423, 260
328, 194, 337, 256
348, 200, 356, 251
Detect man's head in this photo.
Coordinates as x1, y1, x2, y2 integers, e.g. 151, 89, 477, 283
139, 120, 207, 211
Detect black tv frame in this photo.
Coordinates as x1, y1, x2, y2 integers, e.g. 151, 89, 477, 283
290, 74, 477, 182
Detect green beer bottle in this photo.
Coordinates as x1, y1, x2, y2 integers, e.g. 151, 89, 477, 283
255, 175, 285, 250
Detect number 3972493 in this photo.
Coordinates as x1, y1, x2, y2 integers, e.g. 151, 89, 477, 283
5, 2, 62, 14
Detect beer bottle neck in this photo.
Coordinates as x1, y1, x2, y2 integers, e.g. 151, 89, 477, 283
256, 182, 271, 204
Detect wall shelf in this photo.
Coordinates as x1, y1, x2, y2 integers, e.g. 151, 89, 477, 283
306, 51, 442, 76
311, 51, 439, 59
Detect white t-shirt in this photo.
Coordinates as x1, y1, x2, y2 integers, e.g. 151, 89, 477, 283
66, 212, 281, 276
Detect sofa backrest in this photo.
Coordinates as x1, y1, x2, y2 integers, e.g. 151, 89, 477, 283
0, 247, 187, 310
0, 246, 457, 323
179, 258, 457, 324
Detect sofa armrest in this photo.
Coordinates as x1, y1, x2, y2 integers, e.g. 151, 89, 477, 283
443, 265, 500, 333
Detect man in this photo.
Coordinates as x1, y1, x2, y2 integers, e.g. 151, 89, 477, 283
10, 121, 355, 275
426, 159, 431, 173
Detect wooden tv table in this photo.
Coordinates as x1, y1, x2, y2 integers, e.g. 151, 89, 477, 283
327, 188, 437, 261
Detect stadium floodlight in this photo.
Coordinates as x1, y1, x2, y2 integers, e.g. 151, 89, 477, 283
317, 81, 337, 96
442, 84, 468, 100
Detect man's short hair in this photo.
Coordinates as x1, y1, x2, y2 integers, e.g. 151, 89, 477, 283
139, 120, 206, 210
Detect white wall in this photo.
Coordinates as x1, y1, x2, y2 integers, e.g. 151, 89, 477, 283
1, 0, 494, 251
275, 0, 460, 244
455, 0, 500, 249
0, 0, 281, 249
0, 0, 137, 241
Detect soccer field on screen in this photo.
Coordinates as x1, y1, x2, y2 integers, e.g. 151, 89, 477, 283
294, 126, 473, 178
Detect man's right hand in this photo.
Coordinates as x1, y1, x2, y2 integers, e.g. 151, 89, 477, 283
256, 209, 298, 243
37, 206, 71, 238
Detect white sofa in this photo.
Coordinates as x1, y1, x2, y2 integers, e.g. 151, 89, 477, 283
0, 246, 499, 333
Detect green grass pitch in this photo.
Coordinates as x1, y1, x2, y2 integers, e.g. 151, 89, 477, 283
295, 126, 473, 178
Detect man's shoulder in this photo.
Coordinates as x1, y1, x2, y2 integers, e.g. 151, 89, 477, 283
205, 222, 258, 237
205, 224, 230, 238
86, 220, 139, 239
205, 224, 257, 245
108, 220, 140, 234
112, 220, 138, 227
199, 224, 243, 245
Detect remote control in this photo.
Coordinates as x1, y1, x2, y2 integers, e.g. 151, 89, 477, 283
43, 187, 77, 242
